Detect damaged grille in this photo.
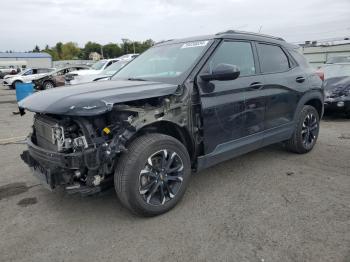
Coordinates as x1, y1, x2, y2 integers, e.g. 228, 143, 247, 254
34, 115, 60, 151
33, 114, 89, 152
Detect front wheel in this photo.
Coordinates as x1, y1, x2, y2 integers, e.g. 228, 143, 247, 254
114, 133, 191, 216
11, 80, 22, 89
286, 105, 320, 154
43, 81, 54, 89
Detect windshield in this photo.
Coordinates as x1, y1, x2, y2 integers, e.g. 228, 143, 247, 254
91, 60, 107, 70
322, 64, 350, 79
103, 61, 127, 75
21, 69, 32, 75
112, 40, 212, 83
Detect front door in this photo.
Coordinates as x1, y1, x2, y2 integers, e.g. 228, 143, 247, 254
197, 40, 264, 154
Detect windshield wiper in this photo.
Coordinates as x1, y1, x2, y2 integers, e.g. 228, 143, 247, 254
127, 77, 147, 81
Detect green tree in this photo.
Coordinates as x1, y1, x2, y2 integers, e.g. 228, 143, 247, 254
103, 43, 122, 58
44, 48, 59, 61
33, 45, 40, 52
61, 42, 81, 60
83, 41, 101, 59
55, 42, 63, 59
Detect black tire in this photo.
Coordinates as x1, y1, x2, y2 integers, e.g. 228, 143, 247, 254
345, 110, 350, 119
114, 133, 191, 216
11, 80, 22, 89
286, 105, 320, 154
43, 81, 55, 90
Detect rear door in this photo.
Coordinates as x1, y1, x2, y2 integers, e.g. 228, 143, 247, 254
256, 43, 305, 131
54, 69, 67, 86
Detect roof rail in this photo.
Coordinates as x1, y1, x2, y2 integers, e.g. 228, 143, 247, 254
216, 30, 285, 41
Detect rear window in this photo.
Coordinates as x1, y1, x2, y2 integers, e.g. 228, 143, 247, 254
258, 44, 290, 73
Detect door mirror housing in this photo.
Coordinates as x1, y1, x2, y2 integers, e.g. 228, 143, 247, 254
200, 64, 240, 81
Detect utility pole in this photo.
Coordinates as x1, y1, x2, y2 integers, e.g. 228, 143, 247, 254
121, 38, 129, 54
133, 41, 135, 54
100, 46, 104, 59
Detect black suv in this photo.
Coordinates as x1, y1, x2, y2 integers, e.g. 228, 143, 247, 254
19, 31, 323, 216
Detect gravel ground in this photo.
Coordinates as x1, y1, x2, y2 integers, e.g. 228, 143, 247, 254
0, 84, 349, 262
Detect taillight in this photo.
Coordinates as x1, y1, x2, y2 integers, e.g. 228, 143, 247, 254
315, 69, 324, 81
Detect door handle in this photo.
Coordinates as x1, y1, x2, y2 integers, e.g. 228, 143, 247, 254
296, 76, 305, 83
249, 82, 263, 90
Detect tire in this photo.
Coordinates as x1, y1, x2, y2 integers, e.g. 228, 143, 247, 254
43, 81, 55, 89
11, 80, 22, 89
286, 105, 320, 154
114, 133, 191, 216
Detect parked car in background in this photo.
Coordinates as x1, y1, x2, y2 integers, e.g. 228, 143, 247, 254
0, 61, 28, 79
0, 66, 17, 79
317, 63, 350, 117
117, 53, 139, 61
19, 31, 323, 216
33, 65, 89, 90
68, 59, 120, 77
65, 60, 129, 85
3, 68, 55, 89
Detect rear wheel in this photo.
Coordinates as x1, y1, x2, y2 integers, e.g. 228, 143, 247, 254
114, 133, 191, 216
345, 110, 350, 119
286, 105, 320, 154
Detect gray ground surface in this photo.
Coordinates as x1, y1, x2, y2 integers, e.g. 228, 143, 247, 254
0, 84, 349, 262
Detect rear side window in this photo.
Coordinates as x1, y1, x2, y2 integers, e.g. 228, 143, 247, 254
37, 69, 49, 73
208, 41, 256, 77
288, 48, 310, 68
258, 44, 290, 73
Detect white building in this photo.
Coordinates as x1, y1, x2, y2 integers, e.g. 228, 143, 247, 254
301, 41, 350, 68
0, 52, 52, 69
89, 52, 102, 61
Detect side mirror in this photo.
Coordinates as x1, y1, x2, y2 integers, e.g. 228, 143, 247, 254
200, 63, 240, 81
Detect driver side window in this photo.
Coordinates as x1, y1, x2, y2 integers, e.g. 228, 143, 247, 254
208, 41, 256, 77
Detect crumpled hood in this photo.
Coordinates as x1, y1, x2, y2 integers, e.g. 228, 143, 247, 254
19, 80, 179, 116
324, 76, 350, 97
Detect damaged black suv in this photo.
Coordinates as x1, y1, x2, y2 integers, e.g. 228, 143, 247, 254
19, 31, 323, 216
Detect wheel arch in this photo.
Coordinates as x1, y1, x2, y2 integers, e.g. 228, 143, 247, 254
12, 79, 23, 88
41, 79, 55, 89
294, 91, 324, 121
128, 120, 195, 163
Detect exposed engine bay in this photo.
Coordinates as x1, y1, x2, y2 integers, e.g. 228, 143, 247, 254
21, 95, 194, 195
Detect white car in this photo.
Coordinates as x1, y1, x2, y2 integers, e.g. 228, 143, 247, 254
69, 58, 120, 76
3, 68, 55, 89
117, 53, 139, 61
66, 60, 129, 85
66, 54, 139, 82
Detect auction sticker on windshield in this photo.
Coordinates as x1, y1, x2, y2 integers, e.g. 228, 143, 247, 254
181, 41, 209, 49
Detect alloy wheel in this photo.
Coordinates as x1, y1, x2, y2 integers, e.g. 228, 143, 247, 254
301, 112, 318, 148
139, 149, 184, 206
45, 82, 54, 89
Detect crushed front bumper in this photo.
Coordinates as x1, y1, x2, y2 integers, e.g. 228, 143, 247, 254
20, 138, 110, 195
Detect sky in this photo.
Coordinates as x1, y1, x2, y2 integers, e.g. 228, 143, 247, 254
1, 0, 350, 51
